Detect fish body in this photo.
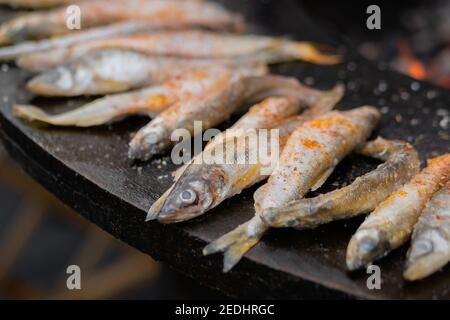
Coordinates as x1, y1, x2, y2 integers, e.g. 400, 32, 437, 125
17, 30, 341, 71
203, 106, 381, 271
26, 48, 268, 96
15, 69, 235, 126
262, 138, 420, 229
346, 153, 450, 271
404, 181, 450, 281
0, 0, 242, 45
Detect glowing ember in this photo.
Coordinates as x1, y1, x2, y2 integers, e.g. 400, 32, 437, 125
394, 41, 427, 80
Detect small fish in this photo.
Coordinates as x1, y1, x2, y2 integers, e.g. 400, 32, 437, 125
26, 48, 268, 96
204, 106, 381, 272
346, 153, 450, 271
0, 0, 243, 45
15, 69, 233, 126
148, 87, 344, 223
128, 73, 344, 161
404, 181, 450, 281
262, 138, 420, 229
0, 0, 70, 8
17, 30, 341, 71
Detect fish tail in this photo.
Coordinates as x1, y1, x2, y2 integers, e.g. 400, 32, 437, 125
283, 41, 342, 65
261, 200, 316, 229
304, 83, 345, 117
14, 104, 54, 124
203, 216, 267, 272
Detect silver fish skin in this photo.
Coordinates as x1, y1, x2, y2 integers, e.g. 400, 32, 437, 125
204, 106, 381, 272
26, 48, 268, 97
16, 30, 341, 71
346, 153, 450, 271
404, 181, 450, 281
0, 0, 243, 45
15, 69, 232, 126
128, 74, 344, 161
262, 138, 420, 229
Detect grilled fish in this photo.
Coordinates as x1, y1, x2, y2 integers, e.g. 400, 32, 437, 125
262, 138, 420, 229
203, 106, 381, 272
26, 48, 268, 96
148, 87, 344, 223
404, 181, 450, 281
0, 0, 242, 45
15, 69, 237, 126
17, 30, 341, 71
347, 153, 450, 271
128, 73, 344, 161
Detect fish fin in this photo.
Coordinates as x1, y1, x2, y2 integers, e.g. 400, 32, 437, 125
203, 216, 267, 272
311, 166, 335, 191
304, 83, 345, 117
14, 104, 54, 124
146, 187, 173, 221
283, 42, 342, 65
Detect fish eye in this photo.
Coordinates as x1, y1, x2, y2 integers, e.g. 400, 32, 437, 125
180, 189, 197, 205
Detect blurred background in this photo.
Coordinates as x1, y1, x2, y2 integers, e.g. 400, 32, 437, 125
0, 144, 224, 299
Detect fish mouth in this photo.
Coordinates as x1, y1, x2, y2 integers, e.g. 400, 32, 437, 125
147, 179, 214, 224
148, 201, 206, 224
128, 128, 168, 161
347, 229, 389, 271
157, 210, 204, 224
404, 230, 449, 281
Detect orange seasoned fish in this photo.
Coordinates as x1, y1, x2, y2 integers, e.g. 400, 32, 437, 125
347, 154, 450, 271
204, 106, 381, 272
15, 68, 243, 126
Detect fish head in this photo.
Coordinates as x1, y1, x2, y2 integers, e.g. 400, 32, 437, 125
346, 228, 390, 271
26, 61, 97, 97
152, 166, 228, 223
404, 228, 449, 281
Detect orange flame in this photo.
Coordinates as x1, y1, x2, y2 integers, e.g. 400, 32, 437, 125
396, 41, 427, 80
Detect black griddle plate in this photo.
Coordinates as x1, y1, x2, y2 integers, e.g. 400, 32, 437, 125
0, 0, 449, 299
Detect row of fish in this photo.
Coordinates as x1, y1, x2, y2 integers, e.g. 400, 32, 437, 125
0, 0, 244, 46
5, 0, 449, 282
15, 66, 345, 161
12, 30, 339, 97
